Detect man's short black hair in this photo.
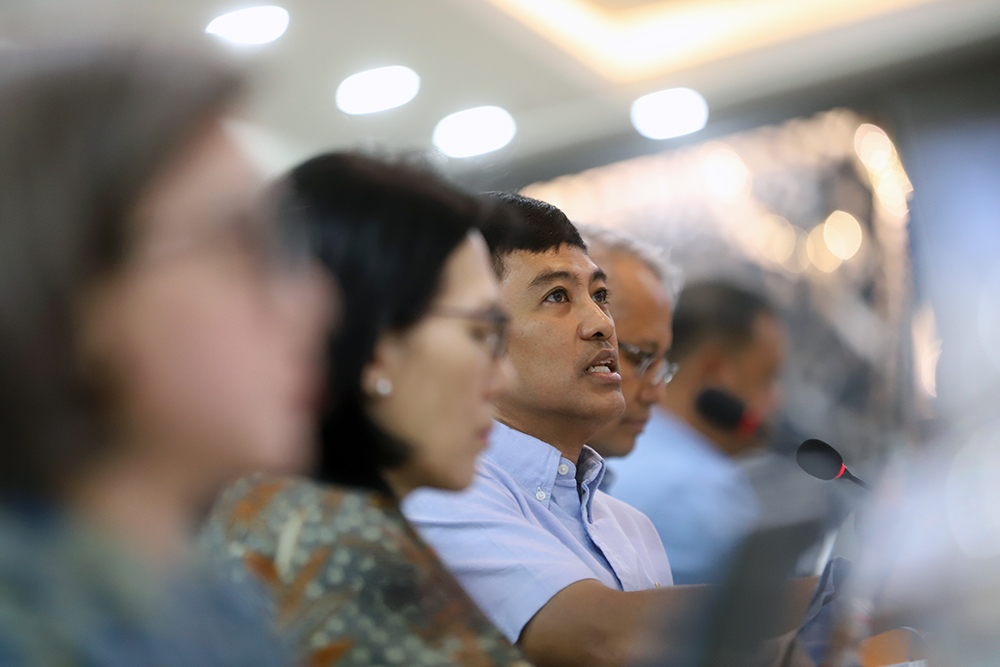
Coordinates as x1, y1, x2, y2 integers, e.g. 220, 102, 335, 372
670, 281, 776, 361
480, 192, 586, 278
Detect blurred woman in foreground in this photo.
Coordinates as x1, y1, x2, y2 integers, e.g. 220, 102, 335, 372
202, 153, 529, 667
0, 47, 331, 664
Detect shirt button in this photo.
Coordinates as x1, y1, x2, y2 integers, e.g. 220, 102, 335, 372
535, 489, 546, 501
557, 464, 570, 475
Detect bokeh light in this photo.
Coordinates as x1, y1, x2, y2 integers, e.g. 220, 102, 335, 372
783, 227, 811, 274
874, 170, 913, 216
702, 145, 750, 199
855, 123, 912, 219
912, 302, 941, 398
757, 214, 797, 264
807, 224, 843, 272
823, 210, 864, 260
855, 124, 894, 173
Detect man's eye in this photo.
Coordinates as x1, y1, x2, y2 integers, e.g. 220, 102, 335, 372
544, 289, 568, 304
593, 289, 609, 304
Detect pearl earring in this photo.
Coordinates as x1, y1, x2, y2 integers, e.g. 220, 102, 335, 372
375, 378, 393, 397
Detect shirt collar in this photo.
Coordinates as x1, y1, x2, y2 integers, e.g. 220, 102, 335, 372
576, 445, 607, 491
484, 421, 562, 494
575, 445, 607, 522
484, 421, 608, 518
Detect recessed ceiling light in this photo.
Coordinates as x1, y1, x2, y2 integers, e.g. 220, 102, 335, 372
433, 106, 517, 159
206, 6, 289, 45
630, 87, 708, 140
336, 66, 421, 115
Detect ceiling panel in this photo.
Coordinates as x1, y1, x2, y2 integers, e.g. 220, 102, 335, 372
0, 0, 999, 177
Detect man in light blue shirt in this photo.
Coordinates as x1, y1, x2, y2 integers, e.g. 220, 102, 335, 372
575, 225, 681, 468
403, 194, 680, 667
608, 282, 785, 585
405, 421, 671, 641
610, 407, 761, 584
577, 229, 757, 585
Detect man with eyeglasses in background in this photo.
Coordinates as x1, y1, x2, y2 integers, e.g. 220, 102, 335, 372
576, 226, 681, 467
607, 278, 786, 585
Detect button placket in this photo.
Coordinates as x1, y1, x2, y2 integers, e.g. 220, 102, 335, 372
586, 524, 625, 589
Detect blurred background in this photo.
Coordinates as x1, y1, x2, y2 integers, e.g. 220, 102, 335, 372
5, 0, 1000, 476
8, 2, 1000, 660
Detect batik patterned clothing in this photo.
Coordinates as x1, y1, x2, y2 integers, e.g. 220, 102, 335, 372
0, 502, 287, 667
202, 474, 533, 667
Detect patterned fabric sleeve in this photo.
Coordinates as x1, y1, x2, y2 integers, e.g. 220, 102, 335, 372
202, 475, 534, 667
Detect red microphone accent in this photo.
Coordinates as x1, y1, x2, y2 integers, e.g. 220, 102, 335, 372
735, 412, 761, 439
834, 463, 846, 479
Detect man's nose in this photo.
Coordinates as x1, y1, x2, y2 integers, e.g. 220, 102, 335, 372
579, 302, 615, 341
636, 375, 664, 407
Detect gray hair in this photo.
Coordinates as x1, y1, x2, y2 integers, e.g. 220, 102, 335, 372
576, 224, 683, 306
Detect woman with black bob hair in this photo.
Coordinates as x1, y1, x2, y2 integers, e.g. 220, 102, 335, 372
302, 153, 502, 492
203, 153, 531, 667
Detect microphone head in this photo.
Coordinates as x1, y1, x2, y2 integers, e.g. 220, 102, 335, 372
796, 439, 844, 481
695, 388, 745, 430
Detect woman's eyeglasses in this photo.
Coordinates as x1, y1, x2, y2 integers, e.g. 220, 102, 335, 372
618, 342, 679, 386
138, 207, 314, 279
432, 306, 509, 360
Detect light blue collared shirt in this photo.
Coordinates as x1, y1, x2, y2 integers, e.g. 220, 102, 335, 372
402, 421, 672, 643
608, 408, 760, 585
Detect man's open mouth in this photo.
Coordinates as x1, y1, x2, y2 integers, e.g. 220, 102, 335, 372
584, 349, 619, 376
586, 360, 616, 374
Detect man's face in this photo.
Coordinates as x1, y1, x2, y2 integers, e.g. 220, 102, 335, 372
496, 245, 625, 435
587, 253, 673, 458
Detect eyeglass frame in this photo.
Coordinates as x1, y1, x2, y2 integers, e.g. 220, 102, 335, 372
617, 341, 679, 386
430, 305, 509, 360
138, 205, 314, 279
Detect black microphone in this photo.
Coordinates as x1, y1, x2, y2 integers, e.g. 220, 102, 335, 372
796, 439, 871, 489
695, 388, 763, 439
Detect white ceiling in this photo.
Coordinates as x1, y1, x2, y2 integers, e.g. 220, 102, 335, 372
3, 0, 1000, 179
